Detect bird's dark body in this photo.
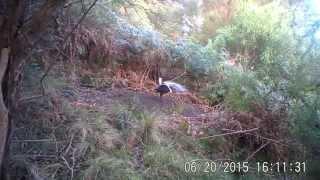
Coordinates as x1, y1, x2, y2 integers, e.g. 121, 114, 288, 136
155, 84, 171, 97
154, 81, 187, 100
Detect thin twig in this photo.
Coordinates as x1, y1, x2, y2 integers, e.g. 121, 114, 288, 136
63, 133, 75, 156
71, 148, 76, 174
61, 155, 74, 180
18, 95, 43, 103
64, 0, 82, 8
140, 65, 151, 88
65, 0, 99, 42
245, 141, 270, 162
12, 139, 59, 142
168, 66, 187, 82
199, 128, 259, 140
13, 154, 58, 158
39, 0, 99, 95
222, 128, 289, 146
245, 132, 289, 147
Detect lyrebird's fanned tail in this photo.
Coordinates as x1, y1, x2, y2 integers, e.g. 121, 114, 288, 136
162, 81, 187, 93
155, 77, 187, 97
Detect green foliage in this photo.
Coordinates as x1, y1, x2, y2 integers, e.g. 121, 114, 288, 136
222, 68, 264, 111
214, 2, 294, 70
199, 4, 319, 177
170, 39, 220, 77
290, 97, 320, 147
204, 2, 320, 178
83, 152, 142, 180
15, 1, 320, 179
286, 56, 320, 150
143, 144, 187, 179
206, 2, 295, 110
143, 144, 233, 180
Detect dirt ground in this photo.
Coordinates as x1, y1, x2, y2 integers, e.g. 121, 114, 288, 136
74, 87, 207, 117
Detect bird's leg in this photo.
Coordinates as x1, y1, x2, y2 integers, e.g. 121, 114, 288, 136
159, 93, 164, 103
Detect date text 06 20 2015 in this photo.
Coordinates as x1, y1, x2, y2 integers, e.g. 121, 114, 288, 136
184, 160, 306, 174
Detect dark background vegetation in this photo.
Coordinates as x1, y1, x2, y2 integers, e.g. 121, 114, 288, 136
0, 0, 319, 179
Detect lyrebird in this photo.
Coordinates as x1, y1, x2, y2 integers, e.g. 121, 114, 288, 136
155, 77, 187, 99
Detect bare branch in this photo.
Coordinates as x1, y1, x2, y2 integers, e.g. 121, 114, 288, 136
199, 128, 259, 140
39, 0, 99, 95
245, 141, 270, 162
64, 0, 99, 42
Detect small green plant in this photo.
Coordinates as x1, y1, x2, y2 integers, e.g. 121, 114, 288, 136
82, 153, 141, 180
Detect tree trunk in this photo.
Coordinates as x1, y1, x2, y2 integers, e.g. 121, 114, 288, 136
0, 48, 9, 176
0, 0, 65, 177
0, 1, 26, 175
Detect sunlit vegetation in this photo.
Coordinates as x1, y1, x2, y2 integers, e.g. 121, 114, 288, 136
2, 0, 320, 179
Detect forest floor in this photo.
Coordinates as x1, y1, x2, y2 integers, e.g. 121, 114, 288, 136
71, 86, 219, 136
8, 63, 289, 180
78, 87, 207, 116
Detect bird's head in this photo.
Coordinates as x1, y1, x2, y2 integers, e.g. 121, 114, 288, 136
154, 87, 159, 92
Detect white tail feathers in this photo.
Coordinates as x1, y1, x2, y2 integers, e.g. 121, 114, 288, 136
162, 81, 187, 93
157, 77, 187, 94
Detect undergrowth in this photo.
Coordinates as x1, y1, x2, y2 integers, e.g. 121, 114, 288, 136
8, 1, 320, 179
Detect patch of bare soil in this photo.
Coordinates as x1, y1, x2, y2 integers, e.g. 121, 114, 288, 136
64, 86, 223, 138
74, 87, 207, 117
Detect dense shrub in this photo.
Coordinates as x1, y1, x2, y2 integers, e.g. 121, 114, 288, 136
205, 2, 320, 173
206, 2, 295, 110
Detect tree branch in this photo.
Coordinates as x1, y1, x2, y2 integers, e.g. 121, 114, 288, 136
39, 0, 99, 95
199, 128, 259, 140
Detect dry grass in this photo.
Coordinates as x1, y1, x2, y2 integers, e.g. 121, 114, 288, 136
9, 56, 292, 180
66, 22, 295, 164
7, 15, 297, 180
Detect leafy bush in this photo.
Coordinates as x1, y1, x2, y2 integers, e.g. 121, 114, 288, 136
206, 2, 295, 110
170, 39, 219, 76
205, 2, 320, 177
